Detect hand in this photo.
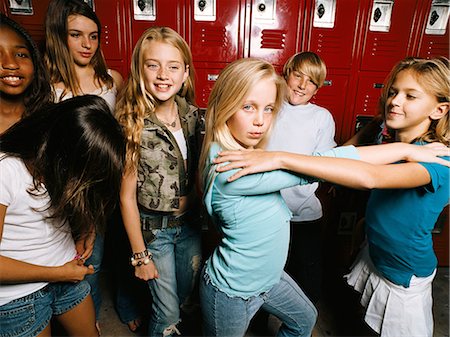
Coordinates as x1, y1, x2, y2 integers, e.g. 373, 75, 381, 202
134, 260, 159, 281
58, 259, 95, 283
404, 142, 450, 167
213, 149, 281, 182
75, 230, 96, 262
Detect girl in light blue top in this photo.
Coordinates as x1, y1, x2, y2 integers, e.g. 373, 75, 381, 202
198, 58, 449, 337
211, 58, 450, 337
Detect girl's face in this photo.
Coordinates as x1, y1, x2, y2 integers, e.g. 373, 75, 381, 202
142, 40, 188, 103
67, 14, 99, 67
0, 26, 34, 98
227, 77, 277, 149
286, 70, 318, 106
385, 69, 441, 141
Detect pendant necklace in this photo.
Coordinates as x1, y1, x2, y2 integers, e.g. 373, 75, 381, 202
158, 105, 177, 128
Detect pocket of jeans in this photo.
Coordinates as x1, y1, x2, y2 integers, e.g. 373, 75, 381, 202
142, 229, 157, 246
0, 302, 35, 337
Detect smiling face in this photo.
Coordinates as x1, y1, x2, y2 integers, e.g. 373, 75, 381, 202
285, 70, 318, 106
66, 14, 99, 67
227, 77, 277, 149
384, 69, 443, 142
0, 26, 34, 98
142, 40, 188, 103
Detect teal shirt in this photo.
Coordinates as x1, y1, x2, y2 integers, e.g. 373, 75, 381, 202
203, 142, 360, 298
367, 152, 449, 287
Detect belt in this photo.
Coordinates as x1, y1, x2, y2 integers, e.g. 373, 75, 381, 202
141, 213, 186, 231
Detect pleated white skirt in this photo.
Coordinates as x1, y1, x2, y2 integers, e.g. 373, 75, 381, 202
345, 245, 435, 337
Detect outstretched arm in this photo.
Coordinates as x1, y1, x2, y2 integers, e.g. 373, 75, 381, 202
214, 143, 449, 189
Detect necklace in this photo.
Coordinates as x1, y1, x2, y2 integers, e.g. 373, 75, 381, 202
161, 117, 177, 128
157, 105, 178, 128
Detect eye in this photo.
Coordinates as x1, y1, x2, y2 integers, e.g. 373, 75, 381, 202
168, 64, 181, 71
146, 63, 159, 70
242, 104, 254, 112
406, 94, 416, 99
69, 33, 80, 38
387, 90, 396, 97
264, 106, 274, 114
16, 51, 30, 58
90, 34, 98, 41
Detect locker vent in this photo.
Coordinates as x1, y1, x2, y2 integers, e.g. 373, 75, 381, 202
260, 29, 286, 49
199, 27, 228, 48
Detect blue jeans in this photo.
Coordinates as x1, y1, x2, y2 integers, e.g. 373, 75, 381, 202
85, 233, 104, 320
0, 281, 90, 337
200, 268, 318, 337
141, 212, 202, 337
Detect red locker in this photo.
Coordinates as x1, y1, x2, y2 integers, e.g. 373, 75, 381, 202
187, 0, 245, 108
1, 0, 49, 51
360, 0, 420, 72
415, 0, 450, 59
310, 72, 350, 143
305, 0, 360, 70
248, 0, 304, 70
129, 0, 184, 49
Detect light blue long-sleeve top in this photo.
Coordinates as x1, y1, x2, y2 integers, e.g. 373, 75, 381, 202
203, 142, 360, 298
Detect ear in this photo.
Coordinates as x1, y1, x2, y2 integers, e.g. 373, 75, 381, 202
430, 102, 449, 120
183, 64, 189, 83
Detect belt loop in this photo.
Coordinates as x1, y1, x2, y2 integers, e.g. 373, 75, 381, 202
161, 216, 168, 229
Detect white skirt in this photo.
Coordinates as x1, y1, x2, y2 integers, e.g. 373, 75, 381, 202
344, 245, 435, 337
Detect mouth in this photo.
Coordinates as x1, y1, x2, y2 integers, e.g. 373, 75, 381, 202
0, 75, 25, 86
154, 83, 172, 91
80, 52, 92, 58
248, 132, 264, 138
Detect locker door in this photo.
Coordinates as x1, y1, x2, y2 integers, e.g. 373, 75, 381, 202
310, 72, 350, 144
1, 0, 50, 51
129, 0, 184, 48
416, 0, 450, 58
95, 0, 129, 77
188, 0, 245, 108
248, 0, 304, 70
306, 0, 360, 70
360, 0, 420, 72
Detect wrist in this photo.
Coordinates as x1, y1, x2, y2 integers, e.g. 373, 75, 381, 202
130, 249, 153, 267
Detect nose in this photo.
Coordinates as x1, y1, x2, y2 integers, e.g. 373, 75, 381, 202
157, 66, 168, 80
1, 52, 19, 70
81, 36, 91, 49
298, 76, 308, 90
253, 111, 264, 126
390, 93, 401, 106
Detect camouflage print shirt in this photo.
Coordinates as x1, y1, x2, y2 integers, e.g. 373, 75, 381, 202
137, 96, 201, 212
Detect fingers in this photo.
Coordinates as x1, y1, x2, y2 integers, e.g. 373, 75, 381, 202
436, 158, 450, 167
216, 162, 245, 172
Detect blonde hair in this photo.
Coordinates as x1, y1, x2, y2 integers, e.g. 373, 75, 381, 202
283, 51, 327, 88
379, 56, 450, 145
44, 0, 113, 98
116, 26, 195, 171
199, 58, 286, 183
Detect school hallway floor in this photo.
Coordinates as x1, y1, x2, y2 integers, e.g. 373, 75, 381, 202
97, 267, 449, 337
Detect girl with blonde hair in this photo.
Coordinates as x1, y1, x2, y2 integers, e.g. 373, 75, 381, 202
213, 56, 450, 337
116, 26, 201, 337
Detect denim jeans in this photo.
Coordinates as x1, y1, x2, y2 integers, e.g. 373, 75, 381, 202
141, 212, 202, 337
85, 233, 104, 320
200, 268, 318, 337
0, 281, 90, 337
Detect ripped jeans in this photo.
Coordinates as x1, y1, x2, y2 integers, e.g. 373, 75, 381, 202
141, 211, 202, 337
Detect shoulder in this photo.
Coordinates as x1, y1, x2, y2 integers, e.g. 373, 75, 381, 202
109, 69, 124, 90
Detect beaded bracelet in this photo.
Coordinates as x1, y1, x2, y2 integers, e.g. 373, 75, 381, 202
130, 249, 153, 267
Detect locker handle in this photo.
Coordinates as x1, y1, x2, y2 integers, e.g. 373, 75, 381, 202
258, 3, 266, 12
323, 80, 332, 86
373, 83, 384, 89
198, 0, 206, 12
